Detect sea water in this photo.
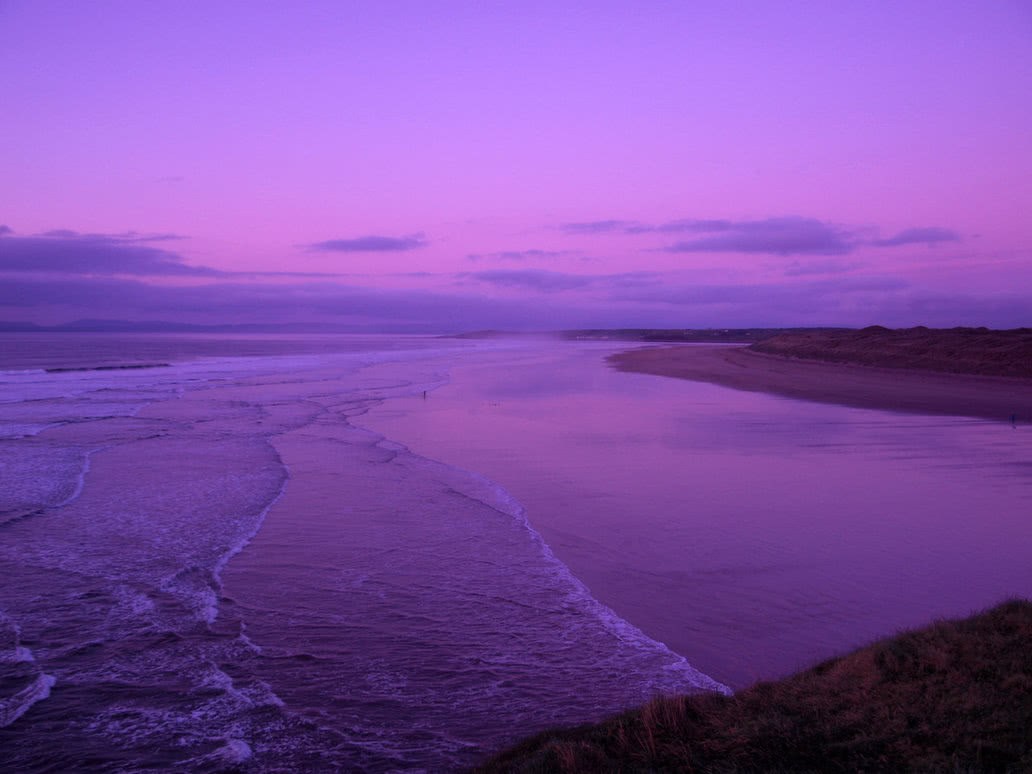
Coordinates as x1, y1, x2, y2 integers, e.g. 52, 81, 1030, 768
1, 334, 1029, 771
358, 343, 1032, 688
0, 333, 723, 772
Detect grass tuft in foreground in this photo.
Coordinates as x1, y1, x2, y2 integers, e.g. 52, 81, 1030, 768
474, 599, 1032, 773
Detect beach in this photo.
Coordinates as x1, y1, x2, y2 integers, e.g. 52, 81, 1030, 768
751, 326, 1032, 377
477, 335, 1032, 770
358, 341, 1032, 692
609, 343, 1032, 422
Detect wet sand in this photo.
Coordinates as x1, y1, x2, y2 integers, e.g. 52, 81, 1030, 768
609, 345, 1032, 422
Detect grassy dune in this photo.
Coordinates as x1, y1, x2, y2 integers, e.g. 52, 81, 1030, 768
751, 326, 1032, 378
475, 600, 1032, 773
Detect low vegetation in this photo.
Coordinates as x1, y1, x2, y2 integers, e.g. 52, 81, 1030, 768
752, 326, 1032, 378
560, 328, 809, 343
475, 600, 1032, 773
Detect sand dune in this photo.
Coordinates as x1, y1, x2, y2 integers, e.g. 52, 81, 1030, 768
609, 343, 1032, 422
752, 326, 1032, 378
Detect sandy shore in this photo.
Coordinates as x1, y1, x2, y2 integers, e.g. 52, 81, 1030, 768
609, 345, 1032, 422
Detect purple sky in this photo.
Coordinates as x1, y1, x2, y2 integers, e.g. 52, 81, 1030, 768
1, 1, 1030, 330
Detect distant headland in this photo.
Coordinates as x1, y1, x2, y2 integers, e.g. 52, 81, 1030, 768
609, 326, 1032, 422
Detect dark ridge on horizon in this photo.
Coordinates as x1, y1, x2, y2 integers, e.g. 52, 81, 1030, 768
3, 321, 842, 339
0, 319, 448, 335
5, 323, 1029, 352
443, 328, 847, 342
44, 363, 171, 373
443, 330, 564, 339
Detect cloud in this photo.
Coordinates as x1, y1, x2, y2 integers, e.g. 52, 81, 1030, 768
561, 218, 743, 235
465, 269, 662, 294
1, 269, 1029, 331
627, 219, 737, 234
665, 217, 855, 256
559, 215, 855, 254
467, 269, 596, 292
0, 227, 438, 281
606, 275, 915, 324
0, 230, 220, 276
872, 227, 961, 247
466, 249, 577, 262
39, 229, 184, 243
307, 234, 428, 252
783, 259, 863, 276
0, 274, 606, 331
559, 215, 963, 256
558, 220, 640, 234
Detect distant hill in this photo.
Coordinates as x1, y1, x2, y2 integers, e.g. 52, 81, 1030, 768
0, 319, 446, 334
2, 322, 842, 340
445, 328, 843, 342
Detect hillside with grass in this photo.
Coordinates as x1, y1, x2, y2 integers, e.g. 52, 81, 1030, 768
475, 600, 1032, 773
751, 326, 1032, 378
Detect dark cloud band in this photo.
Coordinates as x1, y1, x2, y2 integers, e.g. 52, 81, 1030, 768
872, 227, 960, 247
0, 231, 218, 276
664, 217, 853, 256
307, 234, 428, 252
466, 249, 576, 262
560, 215, 962, 256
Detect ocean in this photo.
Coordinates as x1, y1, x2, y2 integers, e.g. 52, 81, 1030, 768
1, 333, 1029, 772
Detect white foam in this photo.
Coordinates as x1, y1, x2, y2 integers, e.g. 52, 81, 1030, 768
213, 738, 252, 764
53, 446, 107, 510
0, 611, 56, 726
210, 451, 292, 620
0, 672, 56, 728
349, 362, 732, 697
370, 435, 732, 697
0, 421, 64, 439
11, 647, 33, 663
0, 336, 735, 769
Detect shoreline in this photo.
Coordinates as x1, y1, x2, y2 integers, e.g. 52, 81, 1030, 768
608, 344, 1032, 422
476, 599, 1032, 772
